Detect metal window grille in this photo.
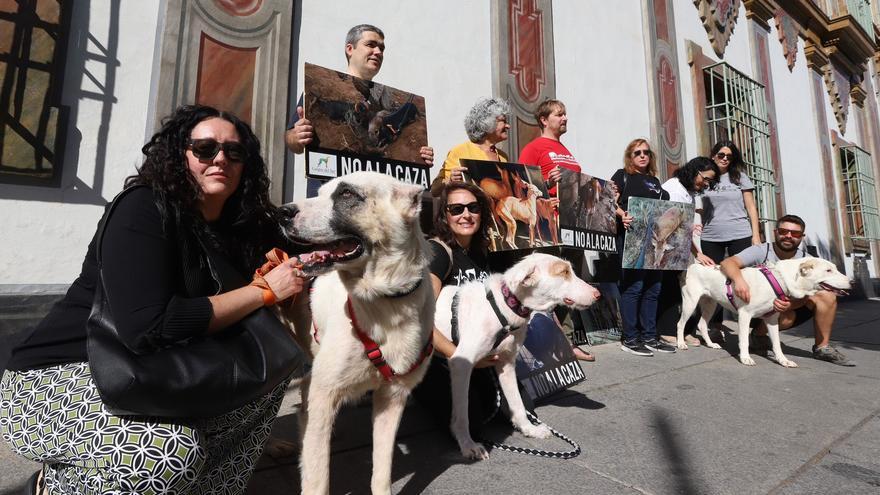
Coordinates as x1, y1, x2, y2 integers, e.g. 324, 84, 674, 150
703, 62, 777, 228
839, 145, 880, 240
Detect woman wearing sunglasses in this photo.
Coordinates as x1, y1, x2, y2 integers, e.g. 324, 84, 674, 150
657, 156, 720, 346
413, 183, 504, 427
700, 140, 762, 263
1, 105, 305, 494
611, 138, 676, 357
430, 97, 510, 196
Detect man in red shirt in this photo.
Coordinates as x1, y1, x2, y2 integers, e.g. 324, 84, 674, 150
518, 99, 594, 361
518, 99, 580, 195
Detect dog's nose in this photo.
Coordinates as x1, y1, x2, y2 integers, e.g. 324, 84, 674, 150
278, 203, 299, 219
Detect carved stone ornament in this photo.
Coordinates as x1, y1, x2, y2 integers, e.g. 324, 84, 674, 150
774, 8, 799, 71
693, 0, 742, 58
824, 64, 852, 133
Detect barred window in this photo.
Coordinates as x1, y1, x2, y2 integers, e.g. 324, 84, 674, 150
703, 61, 777, 227
839, 145, 880, 241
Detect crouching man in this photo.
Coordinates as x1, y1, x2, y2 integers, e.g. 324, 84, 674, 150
720, 214, 854, 366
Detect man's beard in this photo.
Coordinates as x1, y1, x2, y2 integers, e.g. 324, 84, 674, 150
775, 239, 798, 252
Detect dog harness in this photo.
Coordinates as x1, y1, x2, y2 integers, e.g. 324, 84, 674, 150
345, 298, 433, 381
450, 281, 532, 350
725, 265, 788, 315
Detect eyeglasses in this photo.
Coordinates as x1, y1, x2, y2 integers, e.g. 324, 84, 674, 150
776, 227, 804, 239
446, 202, 481, 216
632, 149, 653, 158
187, 139, 248, 162
715, 152, 733, 161
697, 171, 715, 183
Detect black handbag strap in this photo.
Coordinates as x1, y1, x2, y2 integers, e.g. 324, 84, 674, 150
95, 186, 149, 266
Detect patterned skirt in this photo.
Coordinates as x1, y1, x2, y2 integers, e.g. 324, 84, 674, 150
0, 362, 290, 495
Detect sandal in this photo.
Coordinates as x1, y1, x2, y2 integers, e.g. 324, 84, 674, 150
572, 346, 596, 362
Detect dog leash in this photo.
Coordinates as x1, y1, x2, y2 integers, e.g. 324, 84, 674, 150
478, 373, 581, 460
725, 265, 789, 317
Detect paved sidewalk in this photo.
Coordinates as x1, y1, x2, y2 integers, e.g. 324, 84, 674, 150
2, 299, 879, 494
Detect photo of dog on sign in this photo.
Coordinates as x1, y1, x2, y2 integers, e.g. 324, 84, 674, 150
304, 62, 427, 163
557, 169, 617, 235
622, 197, 695, 270
461, 159, 558, 251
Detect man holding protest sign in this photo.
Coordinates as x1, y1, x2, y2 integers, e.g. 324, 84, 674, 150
518, 99, 594, 362
285, 24, 434, 196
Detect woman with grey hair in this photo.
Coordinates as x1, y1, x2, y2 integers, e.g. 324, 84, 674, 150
431, 97, 511, 196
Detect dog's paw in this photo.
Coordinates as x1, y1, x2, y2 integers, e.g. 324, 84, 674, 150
707, 342, 722, 349
460, 442, 490, 461
778, 357, 798, 368
739, 355, 756, 366
521, 423, 552, 439
677, 342, 689, 350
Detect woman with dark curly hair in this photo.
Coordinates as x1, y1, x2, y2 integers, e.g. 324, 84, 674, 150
1, 105, 304, 494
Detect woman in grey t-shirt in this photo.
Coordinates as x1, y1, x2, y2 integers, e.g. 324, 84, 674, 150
699, 140, 762, 263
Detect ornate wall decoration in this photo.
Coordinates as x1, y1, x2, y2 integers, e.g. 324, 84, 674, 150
0, 0, 72, 186
644, 0, 686, 179
150, 0, 292, 202
749, 22, 785, 219
824, 63, 852, 134
809, 72, 845, 269
492, 0, 556, 161
774, 9, 799, 71
693, 0, 742, 58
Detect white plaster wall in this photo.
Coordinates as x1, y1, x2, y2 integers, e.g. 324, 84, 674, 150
553, 0, 651, 180
764, 24, 837, 259
290, 0, 494, 200
673, 0, 755, 157
0, 1, 161, 286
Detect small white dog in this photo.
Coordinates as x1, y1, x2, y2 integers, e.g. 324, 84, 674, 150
676, 257, 850, 367
278, 172, 434, 495
434, 253, 600, 460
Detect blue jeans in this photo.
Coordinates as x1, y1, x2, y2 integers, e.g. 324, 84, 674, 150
619, 269, 662, 343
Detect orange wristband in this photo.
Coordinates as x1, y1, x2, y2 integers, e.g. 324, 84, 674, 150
261, 288, 277, 306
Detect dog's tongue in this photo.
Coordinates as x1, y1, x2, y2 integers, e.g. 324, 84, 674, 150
299, 239, 360, 265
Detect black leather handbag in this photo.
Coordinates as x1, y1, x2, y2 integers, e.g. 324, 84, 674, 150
87, 187, 306, 418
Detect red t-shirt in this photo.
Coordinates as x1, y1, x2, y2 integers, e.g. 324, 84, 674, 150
518, 137, 581, 195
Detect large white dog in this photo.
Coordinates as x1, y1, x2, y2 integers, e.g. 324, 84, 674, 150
675, 257, 850, 367
278, 172, 434, 495
434, 253, 600, 460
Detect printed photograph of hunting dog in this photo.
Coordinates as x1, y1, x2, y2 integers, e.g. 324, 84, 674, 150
461, 159, 558, 251
303, 63, 427, 162
557, 169, 617, 235
622, 197, 695, 270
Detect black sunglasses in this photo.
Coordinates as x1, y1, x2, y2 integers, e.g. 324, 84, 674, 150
715, 152, 733, 160
446, 202, 481, 216
632, 149, 653, 158
187, 138, 248, 162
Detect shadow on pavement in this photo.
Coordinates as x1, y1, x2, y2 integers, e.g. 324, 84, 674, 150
652, 406, 707, 495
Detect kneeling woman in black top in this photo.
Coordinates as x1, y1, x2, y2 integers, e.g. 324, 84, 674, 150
1, 105, 305, 495
413, 182, 505, 431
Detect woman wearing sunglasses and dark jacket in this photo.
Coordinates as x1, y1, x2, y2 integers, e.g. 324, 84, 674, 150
611, 138, 675, 357
1, 105, 305, 494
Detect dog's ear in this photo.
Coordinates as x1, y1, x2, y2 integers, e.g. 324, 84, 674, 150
798, 259, 818, 277
519, 265, 538, 287
393, 183, 423, 222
